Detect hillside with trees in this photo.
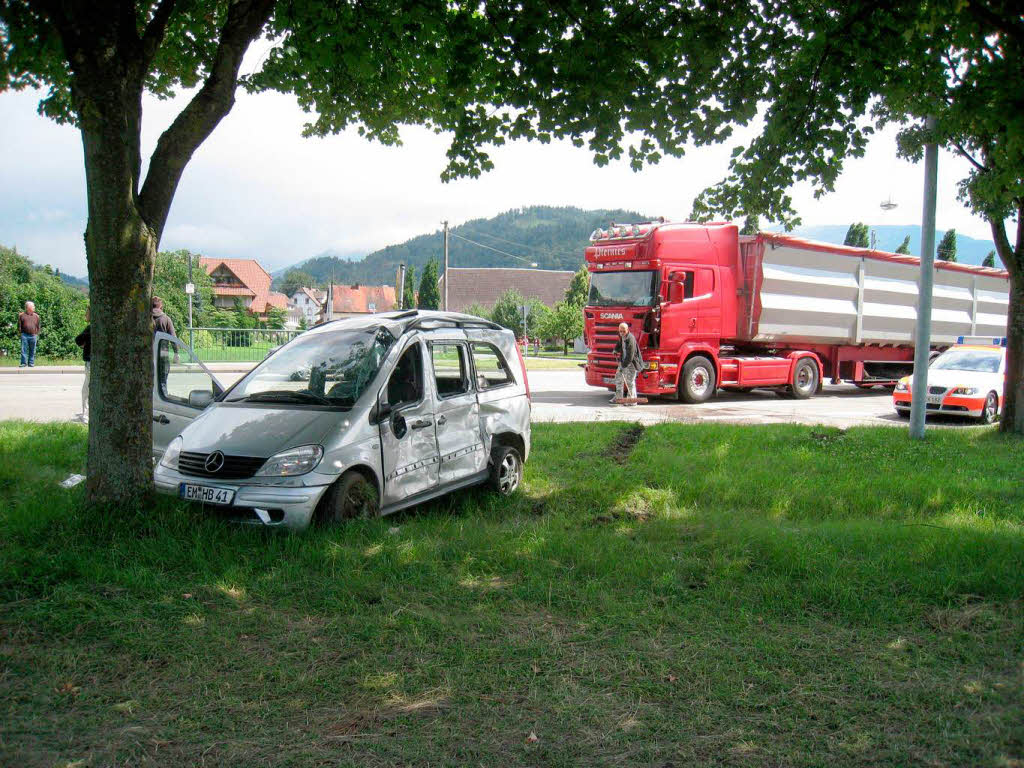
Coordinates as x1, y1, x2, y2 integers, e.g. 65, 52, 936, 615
0, 245, 88, 361
273, 206, 648, 289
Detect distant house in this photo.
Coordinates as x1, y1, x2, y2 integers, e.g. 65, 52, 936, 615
289, 286, 325, 326
437, 267, 576, 312
200, 257, 289, 320
320, 284, 397, 322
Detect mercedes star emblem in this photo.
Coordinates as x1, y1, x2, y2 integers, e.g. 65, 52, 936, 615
204, 451, 225, 473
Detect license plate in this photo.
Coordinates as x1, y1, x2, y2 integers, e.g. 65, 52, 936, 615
603, 377, 616, 384
926, 394, 943, 405
179, 483, 234, 505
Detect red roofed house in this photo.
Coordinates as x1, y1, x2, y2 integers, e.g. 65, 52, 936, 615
200, 257, 290, 319
320, 284, 397, 322
437, 267, 576, 312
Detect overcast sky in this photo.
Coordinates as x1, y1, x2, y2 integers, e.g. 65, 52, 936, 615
0, 84, 995, 278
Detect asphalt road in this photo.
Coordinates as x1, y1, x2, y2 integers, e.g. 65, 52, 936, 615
0, 367, 929, 429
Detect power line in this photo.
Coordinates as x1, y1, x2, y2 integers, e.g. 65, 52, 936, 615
459, 228, 582, 260
449, 233, 539, 266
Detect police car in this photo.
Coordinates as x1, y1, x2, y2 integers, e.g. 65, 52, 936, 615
893, 337, 1006, 424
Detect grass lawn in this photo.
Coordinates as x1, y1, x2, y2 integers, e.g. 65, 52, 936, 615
0, 356, 82, 367
522, 355, 585, 370
1, 420, 1021, 767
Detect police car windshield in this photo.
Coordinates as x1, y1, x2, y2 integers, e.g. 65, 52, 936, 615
588, 270, 659, 307
930, 349, 1001, 373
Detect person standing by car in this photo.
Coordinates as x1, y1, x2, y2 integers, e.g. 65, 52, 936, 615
612, 322, 643, 405
75, 307, 91, 422
18, 300, 41, 367
151, 296, 176, 336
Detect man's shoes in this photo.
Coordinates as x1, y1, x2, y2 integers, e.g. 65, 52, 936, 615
19, 364, 26, 368
609, 396, 619, 403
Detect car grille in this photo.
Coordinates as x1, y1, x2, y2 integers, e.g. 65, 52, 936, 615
178, 451, 267, 480
928, 385, 947, 395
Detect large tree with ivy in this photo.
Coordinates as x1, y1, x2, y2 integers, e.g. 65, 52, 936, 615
688, 2, 1023, 434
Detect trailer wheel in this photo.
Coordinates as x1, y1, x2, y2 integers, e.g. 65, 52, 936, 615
679, 356, 716, 403
789, 358, 819, 399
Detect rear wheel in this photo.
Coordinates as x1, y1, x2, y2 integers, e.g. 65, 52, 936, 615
679, 356, 716, 403
980, 392, 999, 424
318, 471, 380, 524
490, 445, 523, 496
789, 358, 819, 399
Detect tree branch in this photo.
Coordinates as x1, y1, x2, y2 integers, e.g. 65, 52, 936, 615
138, 0, 275, 239
990, 217, 1017, 279
950, 139, 986, 171
140, 0, 178, 70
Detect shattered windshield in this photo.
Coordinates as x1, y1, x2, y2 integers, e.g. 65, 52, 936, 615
226, 327, 395, 408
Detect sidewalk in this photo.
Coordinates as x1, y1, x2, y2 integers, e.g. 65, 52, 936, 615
0, 362, 258, 375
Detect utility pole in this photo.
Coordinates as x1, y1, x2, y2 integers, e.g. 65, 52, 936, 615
397, 263, 406, 309
443, 220, 449, 311
910, 116, 939, 440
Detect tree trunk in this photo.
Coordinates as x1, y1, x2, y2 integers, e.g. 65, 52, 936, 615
79, 96, 158, 506
1001, 273, 1024, 433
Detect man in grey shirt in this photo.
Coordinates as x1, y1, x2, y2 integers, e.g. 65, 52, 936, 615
612, 322, 643, 405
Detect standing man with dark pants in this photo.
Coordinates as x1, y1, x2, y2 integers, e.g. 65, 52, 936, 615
75, 307, 91, 422
612, 321, 644, 406
18, 301, 41, 367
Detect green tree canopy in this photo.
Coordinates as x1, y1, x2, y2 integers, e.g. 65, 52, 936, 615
402, 265, 416, 310
936, 230, 958, 263
541, 301, 584, 355
417, 261, 440, 310
983, 251, 997, 268
462, 302, 491, 321
895, 236, 912, 255
491, 289, 527, 337
278, 269, 314, 298
151, 250, 216, 331
564, 265, 590, 308
740, 215, 761, 236
843, 224, 870, 248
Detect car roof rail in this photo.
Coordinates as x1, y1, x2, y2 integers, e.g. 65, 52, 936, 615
401, 313, 503, 333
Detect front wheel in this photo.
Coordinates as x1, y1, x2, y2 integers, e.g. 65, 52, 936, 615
317, 471, 380, 524
679, 356, 717, 404
490, 445, 523, 496
789, 358, 819, 399
980, 392, 999, 424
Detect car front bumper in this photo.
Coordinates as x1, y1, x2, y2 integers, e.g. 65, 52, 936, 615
892, 393, 986, 418
154, 464, 331, 530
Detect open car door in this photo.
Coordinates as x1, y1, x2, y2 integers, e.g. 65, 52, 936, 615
152, 332, 224, 461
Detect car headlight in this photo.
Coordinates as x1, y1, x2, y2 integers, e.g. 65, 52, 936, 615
894, 381, 909, 393
951, 386, 979, 396
159, 436, 183, 469
255, 445, 324, 477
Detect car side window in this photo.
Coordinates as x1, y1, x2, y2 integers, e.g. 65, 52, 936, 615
157, 338, 216, 406
471, 342, 514, 390
386, 342, 423, 408
431, 342, 471, 398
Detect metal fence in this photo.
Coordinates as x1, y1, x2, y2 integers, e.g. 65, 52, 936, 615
186, 327, 304, 363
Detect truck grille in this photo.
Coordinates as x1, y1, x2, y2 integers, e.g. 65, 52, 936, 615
178, 451, 267, 480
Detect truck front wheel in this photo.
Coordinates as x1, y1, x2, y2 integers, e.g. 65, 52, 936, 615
679, 356, 717, 403
788, 358, 819, 399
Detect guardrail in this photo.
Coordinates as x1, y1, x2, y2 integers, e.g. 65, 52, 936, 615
187, 327, 303, 363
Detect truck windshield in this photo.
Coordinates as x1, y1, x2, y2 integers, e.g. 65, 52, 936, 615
225, 327, 396, 408
587, 270, 659, 307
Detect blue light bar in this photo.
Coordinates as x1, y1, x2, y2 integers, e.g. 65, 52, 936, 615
955, 335, 1007, 346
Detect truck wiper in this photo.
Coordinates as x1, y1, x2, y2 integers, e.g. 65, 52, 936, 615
229, 390, 331, 405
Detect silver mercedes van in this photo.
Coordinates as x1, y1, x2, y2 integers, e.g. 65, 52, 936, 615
151, 311, 531, 529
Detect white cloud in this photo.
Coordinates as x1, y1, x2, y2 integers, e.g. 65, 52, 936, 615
0, 83, 997, 279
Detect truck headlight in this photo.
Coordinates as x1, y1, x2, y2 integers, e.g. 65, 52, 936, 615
894, 381, 909, 393
255, 445, 324, 477
951, 386, 979, 396
159, 436, 182, 469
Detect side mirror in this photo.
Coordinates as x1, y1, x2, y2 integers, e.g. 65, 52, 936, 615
390, 410, 408, 439
188, 389, 214, 408
370, 400, 393, 425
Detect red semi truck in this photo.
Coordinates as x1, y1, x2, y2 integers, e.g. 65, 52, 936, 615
582, 221, 1010, 402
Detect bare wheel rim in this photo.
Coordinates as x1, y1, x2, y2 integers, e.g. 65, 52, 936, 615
795, 363, 815, 393
342, 481, 377, 518
984, 393, 998, 422
498, 453, 520, 494
689, 366, 710, 397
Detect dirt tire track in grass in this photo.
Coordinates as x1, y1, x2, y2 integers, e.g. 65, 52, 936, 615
604, 424, 645, 464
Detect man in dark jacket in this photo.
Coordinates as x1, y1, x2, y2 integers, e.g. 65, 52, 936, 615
75, 308, 91, 422
612, 322, 644, 405
18, 300, 41, 367
151, 296, 176, 336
